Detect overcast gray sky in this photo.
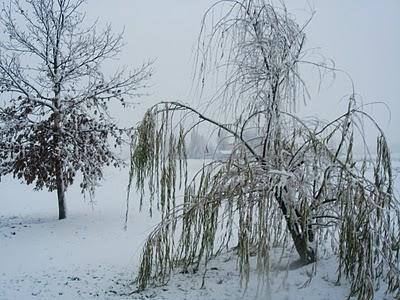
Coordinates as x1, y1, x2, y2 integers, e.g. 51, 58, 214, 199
86, 0, 400, 148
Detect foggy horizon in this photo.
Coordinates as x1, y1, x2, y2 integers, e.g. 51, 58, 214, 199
85, 0, 400, 149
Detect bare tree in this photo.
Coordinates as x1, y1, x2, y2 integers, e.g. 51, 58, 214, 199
128, 1, 400, 299
0, 0, 151, 219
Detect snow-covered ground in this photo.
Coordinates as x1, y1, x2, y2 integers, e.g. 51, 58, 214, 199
1, 158, 399, 300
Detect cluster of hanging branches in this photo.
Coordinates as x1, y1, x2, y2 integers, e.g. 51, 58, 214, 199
128, 1, 400, 299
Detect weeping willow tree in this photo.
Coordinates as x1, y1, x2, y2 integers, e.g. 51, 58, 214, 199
128, 1, 400, 299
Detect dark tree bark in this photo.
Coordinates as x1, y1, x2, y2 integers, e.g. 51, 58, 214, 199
276, 187, 315, 264
56, 161, 66, 220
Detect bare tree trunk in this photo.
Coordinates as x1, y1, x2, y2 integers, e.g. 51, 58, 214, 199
54, 108, 66, 220
55, 158, 66, 220
53, 40, 66, 219
53, 34, 66, 220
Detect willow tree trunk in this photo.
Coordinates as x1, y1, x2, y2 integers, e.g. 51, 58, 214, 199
276, 187, 316, 264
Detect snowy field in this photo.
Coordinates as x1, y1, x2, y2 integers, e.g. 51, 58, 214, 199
1, 158, 399, 300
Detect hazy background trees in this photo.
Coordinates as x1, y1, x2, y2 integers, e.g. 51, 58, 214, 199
0, 0, 151, 219
186, 130, 210, 159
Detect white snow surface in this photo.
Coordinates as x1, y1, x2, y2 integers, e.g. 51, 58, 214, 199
1, 158, 399, 300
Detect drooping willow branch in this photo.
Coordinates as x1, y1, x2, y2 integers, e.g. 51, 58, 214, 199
128, 99, 399, 299
128, 1, 400, 299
